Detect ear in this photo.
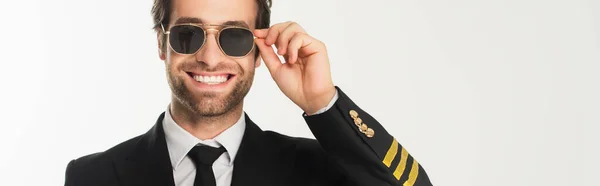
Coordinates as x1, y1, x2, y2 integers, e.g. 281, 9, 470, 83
157, 31, 166, 61
254, 55, 262, 68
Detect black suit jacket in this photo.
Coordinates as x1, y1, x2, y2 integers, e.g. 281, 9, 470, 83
65, 87, 433, 186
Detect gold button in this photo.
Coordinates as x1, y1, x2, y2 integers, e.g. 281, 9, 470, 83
365, 128, 375, 138
353, 117, 362, 126
349, 110, 358, 119
360, 124, 368, 132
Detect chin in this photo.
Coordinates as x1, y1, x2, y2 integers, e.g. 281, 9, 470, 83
180, 89, 242, 117
169, 70, 252, 117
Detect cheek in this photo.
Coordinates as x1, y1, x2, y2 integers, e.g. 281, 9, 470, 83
239, 57, 257, 74
166, 52, 186, 71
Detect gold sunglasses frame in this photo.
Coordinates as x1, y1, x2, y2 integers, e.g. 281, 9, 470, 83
161, 23, 257, 58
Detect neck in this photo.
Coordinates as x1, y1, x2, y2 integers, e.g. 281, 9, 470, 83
169, 98, 243, 140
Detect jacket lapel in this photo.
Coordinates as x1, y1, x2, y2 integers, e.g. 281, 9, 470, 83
230, 114, 297, 186
114, 112, 176, 186
110, 112, 297, 186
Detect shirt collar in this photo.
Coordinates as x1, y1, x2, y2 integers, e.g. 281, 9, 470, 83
162, 105, 246, 170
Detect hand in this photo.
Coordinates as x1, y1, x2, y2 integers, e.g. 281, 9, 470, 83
254, 21, 336, 115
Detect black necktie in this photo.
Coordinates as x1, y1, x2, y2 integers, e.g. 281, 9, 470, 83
188, 145, 227, 186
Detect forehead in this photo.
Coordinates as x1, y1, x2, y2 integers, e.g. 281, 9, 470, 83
170, 0, 257, 28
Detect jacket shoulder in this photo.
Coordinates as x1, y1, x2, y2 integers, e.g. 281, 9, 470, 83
69, 134, 144, 166
65, 134, 145, 186
263, 130, 323, 153
262, 131, 349, 184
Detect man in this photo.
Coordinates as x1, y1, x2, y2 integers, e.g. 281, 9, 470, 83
64, 0, 434, 185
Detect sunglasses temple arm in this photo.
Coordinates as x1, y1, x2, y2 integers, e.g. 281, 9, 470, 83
160, 24, 169, 34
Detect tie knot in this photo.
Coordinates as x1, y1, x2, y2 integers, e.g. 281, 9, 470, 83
188, 145, 227, 165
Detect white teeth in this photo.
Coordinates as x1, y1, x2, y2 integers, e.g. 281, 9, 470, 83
193, 75, 228, 84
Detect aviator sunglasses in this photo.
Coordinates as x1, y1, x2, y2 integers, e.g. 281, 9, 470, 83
161, 23, 256, 57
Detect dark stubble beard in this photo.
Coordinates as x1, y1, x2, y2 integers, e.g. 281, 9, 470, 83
166, 62, 254, 117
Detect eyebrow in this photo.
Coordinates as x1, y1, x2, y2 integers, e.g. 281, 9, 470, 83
222, 21, 250, 28
174, 17, 202, 24
174, 17, 250, 28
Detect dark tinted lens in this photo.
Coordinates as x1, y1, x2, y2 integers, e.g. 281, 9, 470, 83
219, 28, 254, 57
169, 25, 205, 54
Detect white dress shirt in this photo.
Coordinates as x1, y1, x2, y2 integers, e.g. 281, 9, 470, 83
163, 90, 339, 186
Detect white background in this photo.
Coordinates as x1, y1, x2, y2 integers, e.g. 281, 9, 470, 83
0, 0, 598, 185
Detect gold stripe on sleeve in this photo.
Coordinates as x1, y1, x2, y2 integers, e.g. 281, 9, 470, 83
392, 147, 408, 180
403, 159, 420, 186
383, 138, 398, 167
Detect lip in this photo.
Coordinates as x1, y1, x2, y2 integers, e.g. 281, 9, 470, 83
185, 71, 236, 91
187, 71, 234, 76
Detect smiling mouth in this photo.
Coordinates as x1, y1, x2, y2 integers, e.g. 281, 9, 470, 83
186, 72, 234, 85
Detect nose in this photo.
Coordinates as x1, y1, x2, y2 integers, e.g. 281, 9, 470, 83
195, 31, 225, 67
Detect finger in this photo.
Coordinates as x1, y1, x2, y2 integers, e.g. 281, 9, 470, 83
294, 33, 325, 60
265, 22, 292, 46
287, 32, 306, 64
276, 23, 304, 55
254, 38, 282, 75
253, 29, 268, 38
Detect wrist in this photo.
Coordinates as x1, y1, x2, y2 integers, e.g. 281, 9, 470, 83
303, 87, 337, 114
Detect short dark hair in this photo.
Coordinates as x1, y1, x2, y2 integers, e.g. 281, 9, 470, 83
151, 0, 272, 57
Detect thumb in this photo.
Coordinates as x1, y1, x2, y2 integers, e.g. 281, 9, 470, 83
255, 38, 282, 76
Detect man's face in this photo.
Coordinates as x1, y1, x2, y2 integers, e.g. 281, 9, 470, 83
160, 0, 260, 116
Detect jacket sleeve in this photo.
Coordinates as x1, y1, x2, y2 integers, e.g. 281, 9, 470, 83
303, 86, 433, 186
